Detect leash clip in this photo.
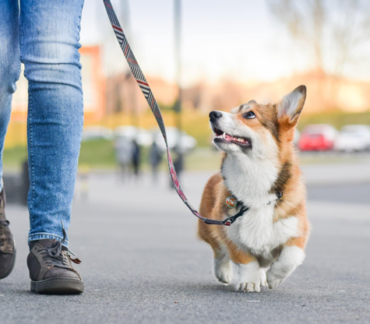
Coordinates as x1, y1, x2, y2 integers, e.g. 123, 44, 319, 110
223, 206, 249, 226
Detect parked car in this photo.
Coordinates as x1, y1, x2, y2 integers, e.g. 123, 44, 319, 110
334, 125, 370, 152
82, 126, 113, 142
298, 124, 338, 151
114, 126, 153, 147
152, 127, 197, 153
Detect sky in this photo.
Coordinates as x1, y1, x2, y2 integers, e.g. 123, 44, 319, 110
80, 0, 370, 86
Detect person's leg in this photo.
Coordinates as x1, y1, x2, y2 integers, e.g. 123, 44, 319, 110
0, 0, 21, 280
20, 0, 84, 246
0, 0, 21, 189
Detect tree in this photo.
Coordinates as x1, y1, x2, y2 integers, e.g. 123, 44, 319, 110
266, 0, 370, 78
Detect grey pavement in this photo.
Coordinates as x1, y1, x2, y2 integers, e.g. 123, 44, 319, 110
301, 162, 370, 186
1, 163, 370, 324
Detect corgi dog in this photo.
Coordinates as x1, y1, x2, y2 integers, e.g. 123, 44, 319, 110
198, 85, 310, 292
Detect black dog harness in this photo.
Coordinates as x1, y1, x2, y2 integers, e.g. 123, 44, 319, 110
215, 192, 283, 226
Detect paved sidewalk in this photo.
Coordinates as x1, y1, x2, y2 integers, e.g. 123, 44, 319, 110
301, 163, 370, 186
1, 166, 370, 324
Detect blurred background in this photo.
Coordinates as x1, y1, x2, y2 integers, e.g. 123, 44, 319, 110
3, 0, 370, 203
2, 2, 370, 319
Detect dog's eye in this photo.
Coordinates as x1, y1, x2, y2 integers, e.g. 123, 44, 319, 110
243, 111, 256, 119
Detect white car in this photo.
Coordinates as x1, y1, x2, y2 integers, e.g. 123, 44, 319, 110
114, 126, 153, 147
153, 127, 197, 153
82, 126, 113, 142
334, 125, 370, 152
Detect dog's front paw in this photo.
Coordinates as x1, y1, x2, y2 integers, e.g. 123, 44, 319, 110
266, 271, 283, 289
214, 258, 232, 284
236, 281, 260, 292
235, 261, 261, 292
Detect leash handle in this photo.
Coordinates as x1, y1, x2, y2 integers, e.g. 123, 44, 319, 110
103, 0, 233, 226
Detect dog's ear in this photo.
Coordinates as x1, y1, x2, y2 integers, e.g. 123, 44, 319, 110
277, 85, 306, 126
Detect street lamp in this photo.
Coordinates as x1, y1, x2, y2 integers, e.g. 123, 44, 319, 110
173, 0, 184, 177
121, 0, 139, 127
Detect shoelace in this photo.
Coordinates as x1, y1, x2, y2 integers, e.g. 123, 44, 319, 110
0, 220, 10, 249
37, 224, 81, 268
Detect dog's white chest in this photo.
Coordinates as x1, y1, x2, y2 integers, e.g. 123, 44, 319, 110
226, 205, 299, 257
222, 152, 299, 258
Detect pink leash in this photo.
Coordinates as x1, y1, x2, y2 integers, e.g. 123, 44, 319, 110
103, 0, 248, 226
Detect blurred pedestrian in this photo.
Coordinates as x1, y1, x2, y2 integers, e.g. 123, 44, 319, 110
114, 136, 132, 181
149, 141, 162, 182
170, 145, 184, 188
131, 139, 141, 177
0, 0, 84, 294
173, 149, 184, 180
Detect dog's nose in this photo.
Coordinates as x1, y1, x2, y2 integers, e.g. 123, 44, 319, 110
209, 111, 222, 122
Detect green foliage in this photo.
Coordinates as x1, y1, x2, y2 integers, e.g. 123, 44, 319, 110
2, 146, 28, 169
182, 114, 212, 147
298, 111, 370, 131
78, 139, 116, 168
185, 148, 222, 171
79, 139, 153, 170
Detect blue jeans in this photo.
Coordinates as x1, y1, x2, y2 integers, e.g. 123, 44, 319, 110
0, 0, 85, 247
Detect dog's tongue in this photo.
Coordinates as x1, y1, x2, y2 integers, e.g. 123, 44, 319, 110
225, 133, 233, 142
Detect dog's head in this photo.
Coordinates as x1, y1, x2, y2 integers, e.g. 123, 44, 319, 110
210, 85, 306, 157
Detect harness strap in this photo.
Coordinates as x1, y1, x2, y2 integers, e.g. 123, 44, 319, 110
208, 206, 250, 226
103, 0, 276, 226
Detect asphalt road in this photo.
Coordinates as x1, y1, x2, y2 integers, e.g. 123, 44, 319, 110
1, 167, 370, 324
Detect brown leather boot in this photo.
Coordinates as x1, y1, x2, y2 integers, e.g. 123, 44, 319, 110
0, 188, 16, 280
27, 226, 84, 294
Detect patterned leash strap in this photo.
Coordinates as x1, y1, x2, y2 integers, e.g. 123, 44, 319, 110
103, 0, 238, 226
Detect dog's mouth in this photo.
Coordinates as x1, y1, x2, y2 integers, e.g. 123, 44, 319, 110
213, 127, 252, 148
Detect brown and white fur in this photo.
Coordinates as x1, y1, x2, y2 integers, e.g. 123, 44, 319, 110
198, 85, 310, 292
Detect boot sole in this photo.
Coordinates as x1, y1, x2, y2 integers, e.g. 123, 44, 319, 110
31, 278, 84, 294
0, 241, 17, 280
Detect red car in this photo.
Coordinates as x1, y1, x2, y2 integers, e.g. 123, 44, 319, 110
298, 124, 338, 151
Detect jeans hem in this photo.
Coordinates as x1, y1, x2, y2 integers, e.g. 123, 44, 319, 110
28, 233, 69, 247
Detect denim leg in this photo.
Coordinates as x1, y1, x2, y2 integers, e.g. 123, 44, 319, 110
0, 1, 21, 192
20, 0, 85, 246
